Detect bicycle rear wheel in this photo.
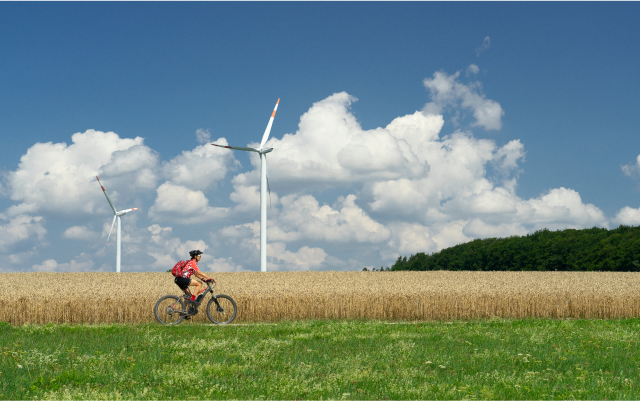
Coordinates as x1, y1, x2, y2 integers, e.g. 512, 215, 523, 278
206, 294, 237, 324
154, 295, 186, 325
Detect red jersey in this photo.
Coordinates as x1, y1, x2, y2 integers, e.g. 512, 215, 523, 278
180, 260, 200, 279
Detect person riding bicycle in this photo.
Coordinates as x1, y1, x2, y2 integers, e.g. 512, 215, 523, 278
174, 250, 215, 314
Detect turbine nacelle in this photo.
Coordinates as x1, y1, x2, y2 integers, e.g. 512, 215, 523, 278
116, 208, 139, 216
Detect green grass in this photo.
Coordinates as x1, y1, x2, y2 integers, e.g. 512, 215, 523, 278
1, 319, 639, 400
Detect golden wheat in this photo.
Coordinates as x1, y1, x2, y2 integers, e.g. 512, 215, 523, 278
1, 271, 639, 324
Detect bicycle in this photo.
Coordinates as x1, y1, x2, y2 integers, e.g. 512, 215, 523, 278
154, 280, 237, 325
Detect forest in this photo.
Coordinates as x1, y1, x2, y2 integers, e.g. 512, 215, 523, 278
389, 225, 640, 272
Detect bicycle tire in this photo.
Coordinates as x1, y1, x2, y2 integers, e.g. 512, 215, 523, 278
154, 295, 186, 325
206, 294, 237, 324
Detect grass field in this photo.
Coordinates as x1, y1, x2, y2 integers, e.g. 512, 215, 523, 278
1, 271, 640, 324
1, 319, 639, 400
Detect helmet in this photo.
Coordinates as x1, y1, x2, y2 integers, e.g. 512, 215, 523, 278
189, 250, 203, 258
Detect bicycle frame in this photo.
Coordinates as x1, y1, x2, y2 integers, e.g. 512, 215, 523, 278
176, 281, 223, 315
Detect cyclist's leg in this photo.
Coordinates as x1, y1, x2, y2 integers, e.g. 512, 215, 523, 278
187, 280, 203, 298
174, 277, 192, 297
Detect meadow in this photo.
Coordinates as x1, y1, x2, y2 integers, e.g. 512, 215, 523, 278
1, 319, 639, 400
1, 271, 640, 324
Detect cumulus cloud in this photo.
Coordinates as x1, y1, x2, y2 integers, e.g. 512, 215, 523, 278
423, 71, 504, 130
622, 154, 640, 177
387, 223, 438, 255
161, 137, 237, 190
148, 182, 230, 224
205, 257, 249, 272
31, 257, 95, 272
267, 243, 327, 271
146, 223, 209, 269
230, 93, 432, 194
196, 129, 212, 145
2, 68, 632, 272
6, 130, 158, 216
222, 86, 610, 264
0, 215, 46, 252
613, 206, 640, 226
62, 225, 99, 241
273, 194, 390, 243
216, 220, 328, 271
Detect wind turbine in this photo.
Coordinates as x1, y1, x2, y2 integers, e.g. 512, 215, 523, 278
211, 98, 279, 272
96, 176, 139, 273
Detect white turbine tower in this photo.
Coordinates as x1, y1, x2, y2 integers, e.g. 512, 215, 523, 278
211, 98, 279, 272
96, 176, 139, 273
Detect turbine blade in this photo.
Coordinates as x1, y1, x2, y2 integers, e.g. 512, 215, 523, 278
119, 208, 139, 214
211, 143, 259, 153
96, 176, 117, 214
102, 215, 117, 254
259, 98, 279, 149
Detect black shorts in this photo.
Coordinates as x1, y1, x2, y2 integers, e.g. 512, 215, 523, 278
174, 276, 191, 290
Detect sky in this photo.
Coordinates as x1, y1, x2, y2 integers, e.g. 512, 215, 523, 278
1, 2, 639, 273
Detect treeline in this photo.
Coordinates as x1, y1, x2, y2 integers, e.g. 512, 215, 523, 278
389, 225, 640, 272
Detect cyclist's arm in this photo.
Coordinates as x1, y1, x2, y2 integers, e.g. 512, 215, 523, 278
194, 269, 215, 282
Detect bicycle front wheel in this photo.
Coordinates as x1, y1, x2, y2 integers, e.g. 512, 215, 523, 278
206, 294, 237, 324
154, 295, 186, 325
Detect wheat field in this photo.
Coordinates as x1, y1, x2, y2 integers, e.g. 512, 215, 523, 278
1, 271, 639, 325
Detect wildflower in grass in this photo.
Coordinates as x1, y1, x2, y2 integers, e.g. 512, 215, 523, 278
439, 365, 446, 369
17, 364, 23, 368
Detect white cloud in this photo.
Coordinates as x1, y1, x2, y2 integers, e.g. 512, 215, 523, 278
622, 154, 640, 177
148, 182, 230, 224
231, 93, 433, 192
3, 69, 633, 273
517, 187, 607, 228
205, 257, 249, 273
31, 257, 95, 272
613, 206, 640, 226
62, 225, 99, 241
6, 130, 158, 216
0, 215, 46, 252
274, 194, 390, 243
476, 36, 491, 56
146, 223, 209, 269
267, 242, 327, 271
161, 138, 237, 190
493, 139, 525, 174
462, 219, 528, 239
229, 184, 279, 213
196, 129, 212, 145
388, 222, 438, 255
423, 71, 504, 130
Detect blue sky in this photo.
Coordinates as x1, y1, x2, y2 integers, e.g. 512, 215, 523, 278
1, 2, 639, 272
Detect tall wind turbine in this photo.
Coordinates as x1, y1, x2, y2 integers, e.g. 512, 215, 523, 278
211, 98, 279, 272
96, 176, 139, 273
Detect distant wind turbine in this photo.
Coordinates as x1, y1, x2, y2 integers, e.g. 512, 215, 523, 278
211, 98, 279, 272
96, 176, 139, 273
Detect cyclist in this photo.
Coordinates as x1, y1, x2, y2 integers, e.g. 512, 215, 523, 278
174, 250, 216, 315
